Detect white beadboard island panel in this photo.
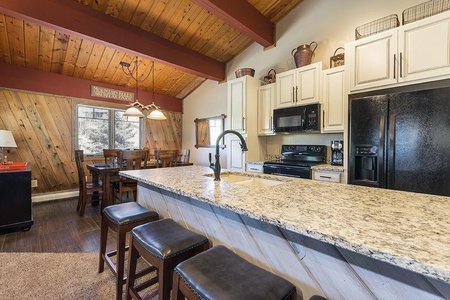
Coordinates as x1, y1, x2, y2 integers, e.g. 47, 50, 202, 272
121, 165, 450, 299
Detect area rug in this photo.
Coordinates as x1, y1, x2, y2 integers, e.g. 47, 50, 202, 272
0, 252, 158, 300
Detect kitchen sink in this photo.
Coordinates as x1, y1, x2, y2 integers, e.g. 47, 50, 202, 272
205, 173, 285, 188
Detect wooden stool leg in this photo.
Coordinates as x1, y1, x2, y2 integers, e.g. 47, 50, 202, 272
126, 238, 139, 300
159, 259, 173, 300
116, 230, 127, 300
171, 271, 184, 300
98, 215, 108, 273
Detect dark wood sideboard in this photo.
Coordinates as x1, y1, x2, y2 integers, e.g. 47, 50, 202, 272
0, 165, 33, 231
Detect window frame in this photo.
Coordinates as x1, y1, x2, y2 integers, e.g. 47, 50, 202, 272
75, 103, 144, 158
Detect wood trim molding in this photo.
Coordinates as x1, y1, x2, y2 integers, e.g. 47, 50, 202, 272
0, 0, 225, 81
0, 63, 182, 112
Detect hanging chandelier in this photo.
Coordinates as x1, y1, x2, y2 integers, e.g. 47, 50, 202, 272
120, 57, 166, 120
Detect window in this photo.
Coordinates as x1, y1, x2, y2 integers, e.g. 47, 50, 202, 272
77, 105, 142, 155
209, 118, 222, 144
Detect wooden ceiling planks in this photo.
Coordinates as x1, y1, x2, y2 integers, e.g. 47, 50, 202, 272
0, 0, 303, 100
5, 15, 25, 67
0, 14, 10, 63
23, 21, 40, 69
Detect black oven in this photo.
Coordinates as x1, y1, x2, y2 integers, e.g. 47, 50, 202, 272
263, 163, 312, 179
273, 104, 321, 133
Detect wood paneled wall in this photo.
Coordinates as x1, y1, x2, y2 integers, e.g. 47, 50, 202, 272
0, 88, 182, 194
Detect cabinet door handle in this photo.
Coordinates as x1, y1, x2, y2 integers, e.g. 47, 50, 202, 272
319, 176, 332, 179
322, 110, 325, 129
242, 117, 245, 131
249, 168, 259, 171
393, 54, 396, 79
296, 86, 298, 103
292, 87, 295, 103
400, 52, 403, 78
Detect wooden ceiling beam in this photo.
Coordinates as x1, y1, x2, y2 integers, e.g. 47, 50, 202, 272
192, 0, 275, 47
0, 0, 225, 81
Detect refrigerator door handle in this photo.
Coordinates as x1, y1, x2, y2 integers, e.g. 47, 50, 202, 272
379, 116, 386, 188
388, 114, 396, 189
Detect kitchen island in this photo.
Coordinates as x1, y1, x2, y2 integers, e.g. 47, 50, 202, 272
121, 166, 450, 300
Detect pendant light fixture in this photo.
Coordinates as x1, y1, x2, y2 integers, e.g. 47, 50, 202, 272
147, 61, 167, 120
121, 56, 144, 117
120, 57, 166, 120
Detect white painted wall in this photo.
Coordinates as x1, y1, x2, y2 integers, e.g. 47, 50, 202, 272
183, 0, 425, 165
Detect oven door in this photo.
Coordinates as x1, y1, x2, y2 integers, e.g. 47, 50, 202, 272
263, 164, 311, 179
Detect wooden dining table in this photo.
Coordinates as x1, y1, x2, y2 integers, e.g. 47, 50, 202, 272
87, 161, 193, 210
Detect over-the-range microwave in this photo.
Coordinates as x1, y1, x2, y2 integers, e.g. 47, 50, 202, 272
273, 104, 321, 133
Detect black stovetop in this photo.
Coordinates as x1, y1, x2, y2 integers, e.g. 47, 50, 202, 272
263, 145, 327, 168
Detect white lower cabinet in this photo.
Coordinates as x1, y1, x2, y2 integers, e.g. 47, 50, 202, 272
246, 163, 263, 173
313, 170, 342, 183
227, 135, 246, 171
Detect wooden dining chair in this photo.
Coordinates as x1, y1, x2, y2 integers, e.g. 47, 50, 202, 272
103, 149, 119, 164
75, 150, 103, 216
103, 149, 120, 187
114, 150, 147, 202
155, 150, 178, 168
178, 149, 190, 164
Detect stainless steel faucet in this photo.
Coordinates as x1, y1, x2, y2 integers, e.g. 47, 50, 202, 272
209, 130, 248, 181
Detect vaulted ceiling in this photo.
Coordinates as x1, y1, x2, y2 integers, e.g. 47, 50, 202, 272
0, 0, 302, 101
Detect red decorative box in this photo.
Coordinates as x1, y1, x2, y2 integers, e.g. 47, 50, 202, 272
0, 162, 28, 170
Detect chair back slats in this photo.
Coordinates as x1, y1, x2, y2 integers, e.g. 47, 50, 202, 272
118, 150, 148, 170
178, 149, 190, 164
155, 150, 178, 168
103, 149, 119, 164
75, 149, 102, 216
74, 150, 86, 187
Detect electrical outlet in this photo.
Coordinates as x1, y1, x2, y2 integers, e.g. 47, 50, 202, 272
31, 180, 38, 188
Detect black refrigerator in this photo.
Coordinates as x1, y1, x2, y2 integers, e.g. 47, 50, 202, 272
349, 87, 450, 197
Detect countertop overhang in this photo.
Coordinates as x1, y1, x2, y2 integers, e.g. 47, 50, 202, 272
120, 165, 450, 283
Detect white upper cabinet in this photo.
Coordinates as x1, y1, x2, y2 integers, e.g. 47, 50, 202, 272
276, 62, 322, 108
347, 11, 450, 92
399, 13, 450, 82
257, 83, 276, 136
347, 30, 397, 91
296, 62, 321, 105
227, 75, 261, 134
276, 69, 296, 108
322, 66, 345, 133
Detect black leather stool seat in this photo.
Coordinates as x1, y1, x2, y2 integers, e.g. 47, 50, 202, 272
174, 245, 297, 300
103, 201, 158, 225
126, 218, 209, 300
131, 218, 209, 259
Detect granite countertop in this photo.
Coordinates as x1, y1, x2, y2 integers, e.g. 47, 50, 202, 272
311, 164, 344, 172
120, 166, 450, 283
246, 161, 264, 165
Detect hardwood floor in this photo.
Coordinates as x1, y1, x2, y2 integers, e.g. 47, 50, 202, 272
0, 197, 128, 253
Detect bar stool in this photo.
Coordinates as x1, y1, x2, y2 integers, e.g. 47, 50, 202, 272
172, 245, 297, 300
99, 202, 159, 300
126, 218, 209, 300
